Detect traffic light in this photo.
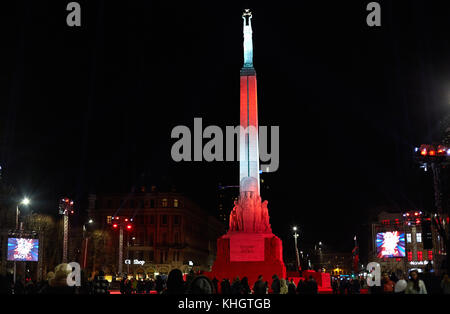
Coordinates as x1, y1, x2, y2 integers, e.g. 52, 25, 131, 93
422, 219, 433, 250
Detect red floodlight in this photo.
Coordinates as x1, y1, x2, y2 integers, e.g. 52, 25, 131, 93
125, 218, 128, 222
420, 149, 427, 156
437, 145, 446, 155
429, 150, 436, 156
112, 223, 118, 228
126, 224, 132, 230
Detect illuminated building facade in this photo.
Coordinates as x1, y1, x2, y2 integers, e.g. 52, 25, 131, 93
370, 210, 445, 276
86, 187, 224, 278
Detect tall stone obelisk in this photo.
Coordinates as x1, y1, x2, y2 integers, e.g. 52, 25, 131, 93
210, 10, 286, 288
239, 9, 260, 195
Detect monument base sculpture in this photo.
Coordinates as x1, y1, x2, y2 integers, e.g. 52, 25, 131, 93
209, 178, 286, 290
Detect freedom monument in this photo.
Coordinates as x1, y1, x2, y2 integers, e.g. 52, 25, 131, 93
210, 9, 286, 286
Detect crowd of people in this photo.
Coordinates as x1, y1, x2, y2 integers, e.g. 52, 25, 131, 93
1, 265, 450, 295
357, 269, 450, 294
117, 272, 319, 295
215, 274, 318, 295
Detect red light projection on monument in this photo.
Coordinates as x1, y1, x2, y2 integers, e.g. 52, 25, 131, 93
208, 10, 286, 288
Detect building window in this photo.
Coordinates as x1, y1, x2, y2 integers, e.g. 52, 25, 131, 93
107, 216, 112, 224
162, 233, 167, 245
427, 251, 433, 261
406, 233, 412, 243
150, 199, 155, 208
416, 233, 422, 243
417, 251, 423, 261
161, 215, 168, 225
174, 199, 179, 207
149, 233, 154, 246
149, 215, 155, 225
407, 251, 412, 262
162, 198, 168, 207
129, 200, 135, 208
173, 215, 180, 225
173, 251, 180, 262
174, 232, 179, 244
149, 251, 154, 262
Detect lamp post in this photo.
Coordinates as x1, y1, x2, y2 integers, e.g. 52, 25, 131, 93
293, 226, 300, 272
318, 241, 323, 270
13, 197, 31, 287
82, 219, 93, 269
112, 217, 133, 277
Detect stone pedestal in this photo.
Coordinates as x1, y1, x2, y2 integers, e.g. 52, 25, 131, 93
210, 232, 286, 289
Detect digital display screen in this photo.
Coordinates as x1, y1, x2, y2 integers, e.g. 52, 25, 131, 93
7, 238, 39, 261
376, 231, 405, 258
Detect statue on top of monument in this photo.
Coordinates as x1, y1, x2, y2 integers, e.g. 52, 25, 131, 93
242, 9, 253, 68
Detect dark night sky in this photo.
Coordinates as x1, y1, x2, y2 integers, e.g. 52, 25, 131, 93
1, 1, 450, 255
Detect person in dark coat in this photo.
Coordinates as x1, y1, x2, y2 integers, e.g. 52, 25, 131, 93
163, 269, 185, 294
144, 279, 153, 294
231, 277, 242, 294
220, 278, 231, 294
352, 278, 361, 294
240, 277, 251, 294
155, 275, 165, 294
339, 278, 347, 295
271, 275, 281, 294
306, 275, 318, 294
187, 276, 214, 294
211, 277, 219, 294
120, 277, 126, 294
253, 275, 267, 294
287, 279, 297, 294
92, 271, 110, 294
332, 278, 338, 294
296, 279, 306, 294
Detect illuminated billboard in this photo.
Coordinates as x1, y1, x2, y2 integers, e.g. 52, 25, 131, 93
7, 238, 39, 262
376, 231, 405, 258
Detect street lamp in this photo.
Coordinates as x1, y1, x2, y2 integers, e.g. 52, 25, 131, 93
14, 197, 31, 287
317, 241, 324, 270
292, 226, 300, 272
82, 219, 94, 269
16, 197, 30, 230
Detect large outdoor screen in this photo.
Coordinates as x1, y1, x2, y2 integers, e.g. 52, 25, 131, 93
376, 231, 405, 258
7, 238, 39, 262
